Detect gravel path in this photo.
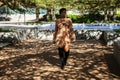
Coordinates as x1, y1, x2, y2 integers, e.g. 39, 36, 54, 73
0, 40, 120, 80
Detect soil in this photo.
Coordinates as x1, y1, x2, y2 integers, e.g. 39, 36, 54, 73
0, 39, 120, 80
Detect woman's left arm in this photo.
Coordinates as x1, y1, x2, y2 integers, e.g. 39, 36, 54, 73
69, 19, 76, 41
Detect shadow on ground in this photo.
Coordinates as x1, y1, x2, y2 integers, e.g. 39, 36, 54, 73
0, 40, 120, 80
104, 54, 120, 77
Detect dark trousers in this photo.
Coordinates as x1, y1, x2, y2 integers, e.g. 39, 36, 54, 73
58, 47, 69, 64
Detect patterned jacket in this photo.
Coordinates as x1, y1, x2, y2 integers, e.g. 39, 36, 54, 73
53, 18, 76, 48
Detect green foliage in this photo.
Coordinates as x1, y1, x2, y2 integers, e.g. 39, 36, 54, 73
87, 19, 91, 24
1, 0, 120, 23
47, 14, 61, 21
67, 14, 78, 22
48, 14, 52, 21
78, 15, 89, 23
116, 14, 120, 20
0, 28, 15, 32
66, 14, 104, 23
114, 29, 120, 33
55, 14, 60, 19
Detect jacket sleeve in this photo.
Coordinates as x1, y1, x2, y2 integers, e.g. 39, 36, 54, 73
69, 19, 76, 41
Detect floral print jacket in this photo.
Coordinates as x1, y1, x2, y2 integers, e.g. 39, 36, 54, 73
53, 18, 76, 48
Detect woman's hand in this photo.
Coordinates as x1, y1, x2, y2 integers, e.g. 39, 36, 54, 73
71, 38, 76, 43
62, 22, 68, 26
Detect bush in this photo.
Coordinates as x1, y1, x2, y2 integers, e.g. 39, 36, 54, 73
116, 14, 120, 20
0, 28, 14, 32
55, 14, 60, 19
67, 14, 88, 23
48, 14, 60, 21
67, 14, 79, 22
114, 29, 120, 33
48, 14, 52, 21
54, 13, 104, 23
67, 14, 104, 23
78, 15, 92, 23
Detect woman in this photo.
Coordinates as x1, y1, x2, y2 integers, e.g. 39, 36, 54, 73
53, 8, 76, 69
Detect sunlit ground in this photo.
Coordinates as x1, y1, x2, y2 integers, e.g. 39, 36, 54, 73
0, 40, 120, 80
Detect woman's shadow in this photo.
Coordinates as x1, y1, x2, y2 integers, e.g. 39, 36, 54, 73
37, 50, 60, 67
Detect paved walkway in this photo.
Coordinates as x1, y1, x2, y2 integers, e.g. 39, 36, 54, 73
0, 40, 120, 80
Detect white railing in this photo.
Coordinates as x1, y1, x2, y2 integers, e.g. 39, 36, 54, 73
0, 23, 120, 30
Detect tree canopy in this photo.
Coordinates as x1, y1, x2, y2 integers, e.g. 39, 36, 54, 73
0, 0, 120, 21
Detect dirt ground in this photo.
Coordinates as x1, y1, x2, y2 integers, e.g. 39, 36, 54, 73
0, 40, 120, 80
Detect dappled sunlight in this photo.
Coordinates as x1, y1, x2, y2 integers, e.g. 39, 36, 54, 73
0, 40, 120, 80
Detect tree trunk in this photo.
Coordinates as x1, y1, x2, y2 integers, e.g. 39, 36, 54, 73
104, 10, 108, 21
51, 8, 56, 21
36, 6, 39, 21
24, 12, 26, 24
53, 8, 56, 21
46, 9, 50, 21
113, 8, 117, 21
108, 10, 111, 21
5, 5, 8, 17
